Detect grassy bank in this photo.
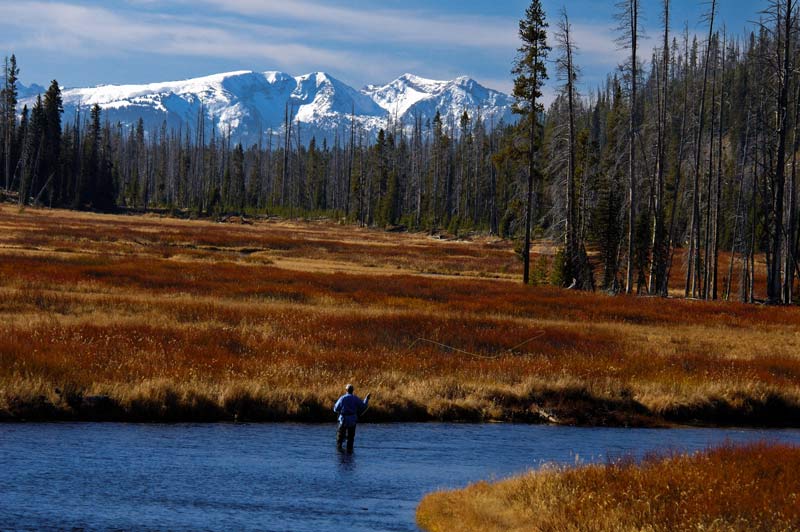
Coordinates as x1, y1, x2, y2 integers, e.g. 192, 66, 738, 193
1, 205, 799, 425
417, 443, 800, 532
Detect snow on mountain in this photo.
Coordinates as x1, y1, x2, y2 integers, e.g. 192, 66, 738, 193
364, 73, 515, 130
364, 73, 451, 116
290, 71, 386, 140
19, 71, 515, 145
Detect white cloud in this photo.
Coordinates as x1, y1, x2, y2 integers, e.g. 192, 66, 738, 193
569, 23, 628, 62
0, 1, 522, 93
0, 2, 357, 69
187, 0, 519, 49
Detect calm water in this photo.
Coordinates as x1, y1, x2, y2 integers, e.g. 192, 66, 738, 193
1, 423, 799, 531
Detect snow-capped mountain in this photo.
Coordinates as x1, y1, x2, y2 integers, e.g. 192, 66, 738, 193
363, 73, 512, 127
19, 71, 515, 145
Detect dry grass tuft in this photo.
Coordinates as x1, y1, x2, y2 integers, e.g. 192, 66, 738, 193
417, 443, 800, 532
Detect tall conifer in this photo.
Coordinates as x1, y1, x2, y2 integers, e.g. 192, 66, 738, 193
512, 0, 549, 284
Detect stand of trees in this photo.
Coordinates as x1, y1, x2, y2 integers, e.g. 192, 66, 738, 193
2, 0, 800, 304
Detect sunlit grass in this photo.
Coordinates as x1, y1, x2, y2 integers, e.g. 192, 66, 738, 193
0, 205, 798, 423
417, 442, 800, 532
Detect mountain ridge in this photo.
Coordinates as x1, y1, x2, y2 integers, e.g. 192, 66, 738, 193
19, 70, 516, 145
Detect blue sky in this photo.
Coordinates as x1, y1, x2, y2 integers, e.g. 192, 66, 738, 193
0, 0, 767, 99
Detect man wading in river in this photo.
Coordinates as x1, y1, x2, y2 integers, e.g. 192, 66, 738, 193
334, 384, 370, 453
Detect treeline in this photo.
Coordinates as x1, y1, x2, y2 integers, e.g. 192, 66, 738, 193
0, 60, 115, 212
1, 0, 800, 304
0, 60, 516, 234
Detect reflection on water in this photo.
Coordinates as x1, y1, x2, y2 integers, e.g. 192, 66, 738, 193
337, 449, 357, 471
1, 423, 799, 532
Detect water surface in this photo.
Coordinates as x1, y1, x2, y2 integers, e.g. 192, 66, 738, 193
2, 423, 799, 531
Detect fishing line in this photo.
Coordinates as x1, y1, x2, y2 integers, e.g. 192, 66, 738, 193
405, 330, 546, 360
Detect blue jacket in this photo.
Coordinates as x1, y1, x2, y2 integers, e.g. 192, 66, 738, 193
333, 393, 369, 427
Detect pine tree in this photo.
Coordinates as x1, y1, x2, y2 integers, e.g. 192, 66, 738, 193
78, 103, 115, 209
307, 137, 326, 211
2, 54, 19, 191
593, 78, 626, 291
41, 80, 62, 205
134, 117, 146, 207
19, 96, 45, 206
231, 143, 245, 212
512, 0, 550, 284
96, 117, 116, 211
246, 147, 262, 209
15, 104, 28, 177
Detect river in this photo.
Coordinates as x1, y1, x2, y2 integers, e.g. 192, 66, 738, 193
2, 423, 799, 531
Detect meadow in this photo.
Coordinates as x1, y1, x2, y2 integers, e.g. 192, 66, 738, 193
416, 442, 800, 532
1, 204, 799, 425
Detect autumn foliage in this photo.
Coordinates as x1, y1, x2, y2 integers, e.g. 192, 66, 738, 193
0, 205, 799, 424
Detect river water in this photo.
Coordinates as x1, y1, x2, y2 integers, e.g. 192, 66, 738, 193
1, 423, 799, 531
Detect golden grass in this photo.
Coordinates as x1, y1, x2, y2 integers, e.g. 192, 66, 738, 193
417, 442, 800, 532
1, 204, 799, 423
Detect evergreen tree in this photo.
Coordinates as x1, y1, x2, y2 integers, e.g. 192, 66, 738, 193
2, 54, 19, 190
78, 104, 115, 210
592, 79, 626, 291
246, 147, 262, 209
19, 96, 45, 205
373, 129, 389, 226
41, 80, 62, 205
230, 143, 245, 212
512, 0, 550, 284
307, 137, 326, 210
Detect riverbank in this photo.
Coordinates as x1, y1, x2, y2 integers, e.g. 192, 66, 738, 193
2, 205, 799, 426
416, 442, 800, 531
4, 378, 800, 427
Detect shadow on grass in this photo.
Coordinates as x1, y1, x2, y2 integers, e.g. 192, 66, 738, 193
2, 386, 799, 428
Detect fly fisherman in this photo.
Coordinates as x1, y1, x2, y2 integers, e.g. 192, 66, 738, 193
333, 384, 371, 453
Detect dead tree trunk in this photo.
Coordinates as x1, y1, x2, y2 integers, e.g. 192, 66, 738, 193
650, 0, 670, 295
686, 0, 716, 298
712, 33, 726, 300
767, 0, 795, 304
618, 0, 640, 294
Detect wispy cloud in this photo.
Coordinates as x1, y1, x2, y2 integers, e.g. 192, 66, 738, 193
570, 23, 628, 63
0, 0, 527, 92
0, 2, 358, 70
550, 21, 657, 91
189, 0, 519, 49
0, 0, 671, 96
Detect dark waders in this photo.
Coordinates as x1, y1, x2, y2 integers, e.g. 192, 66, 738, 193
337, 423, 356, 453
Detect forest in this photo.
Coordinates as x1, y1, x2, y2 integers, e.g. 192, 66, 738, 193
1, 0, 799, 305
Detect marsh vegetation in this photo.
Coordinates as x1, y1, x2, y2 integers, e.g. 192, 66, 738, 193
1, 205, 798, 425
417, 443, 800, 532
